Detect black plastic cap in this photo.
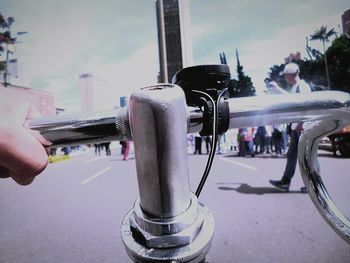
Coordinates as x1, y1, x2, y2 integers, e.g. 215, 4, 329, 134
172, 64, 231, 93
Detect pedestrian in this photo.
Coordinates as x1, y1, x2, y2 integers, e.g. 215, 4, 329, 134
217, 134, 226, 154
194, 133, 202, 154
238, 127, 255, 157
272, 124, 284, 157
94, 143, 101, 155
120, 141, 130, 160
104, 142, 111, 156
254, 126, 266, 154
204, 136, 211, 154
269, 63, 311, 193
265, 125, 273, 154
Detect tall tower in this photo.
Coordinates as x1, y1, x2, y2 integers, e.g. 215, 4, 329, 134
156, 0, 193, 83
79, 73, 94, 112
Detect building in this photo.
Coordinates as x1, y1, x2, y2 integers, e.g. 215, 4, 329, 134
342, 9, 350, 35
79, 73, 94, 112
155, 0, 193, 83
0, 83, 56, 116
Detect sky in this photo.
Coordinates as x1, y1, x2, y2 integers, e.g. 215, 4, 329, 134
1, 0, 349, 112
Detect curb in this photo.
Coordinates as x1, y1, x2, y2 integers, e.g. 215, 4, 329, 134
49, 155, 71, 163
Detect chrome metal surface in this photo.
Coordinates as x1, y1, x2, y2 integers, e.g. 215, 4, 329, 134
28, 91, 350, 145
123, 84, 213, 262
226, 91, 350, 129
129, 84, 191, 218
129, 193, 205, 248
121, 204, 214, 263
187, 106, 203, 134
27, 107, 131, 146
299, 119, 350, 243
132, 193, 200, 236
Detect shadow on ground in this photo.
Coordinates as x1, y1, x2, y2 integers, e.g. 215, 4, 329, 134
216, 182, 305, 195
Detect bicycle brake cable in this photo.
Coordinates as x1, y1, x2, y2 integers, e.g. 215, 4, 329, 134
194, 88, 228, 197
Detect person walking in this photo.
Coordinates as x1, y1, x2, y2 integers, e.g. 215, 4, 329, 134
254, 126, 266, 154
272, 124, 284, 157
120, 141, 130, 160
269, 63, 311, 193
194, 133, 202, 155
104, 142, 111, 156
238, 127, 255, 157
265, 125, 273, 154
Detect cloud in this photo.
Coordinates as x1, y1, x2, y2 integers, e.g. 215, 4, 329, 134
45, 78, 70, 97
79, 42, 159, 111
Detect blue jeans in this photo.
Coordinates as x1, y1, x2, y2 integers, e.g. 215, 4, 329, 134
282, 130, 300, 183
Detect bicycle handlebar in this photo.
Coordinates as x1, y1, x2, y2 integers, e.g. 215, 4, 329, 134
28, 90, 350, 146
27, 85, 350, 262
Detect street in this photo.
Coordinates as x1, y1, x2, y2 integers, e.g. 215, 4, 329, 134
1, 146, 349, 263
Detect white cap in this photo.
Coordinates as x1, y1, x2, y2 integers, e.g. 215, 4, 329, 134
283, 63, 299, 75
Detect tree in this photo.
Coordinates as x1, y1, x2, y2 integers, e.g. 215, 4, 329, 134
310, 25, 337, 89
305, 37, 322, 61
326, 35, 350, 92
227, 49, 256, 98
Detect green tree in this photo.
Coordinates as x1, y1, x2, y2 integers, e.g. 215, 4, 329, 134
326, 35, 350, 92
228, 49, 256, 97
310, 25, 337, 89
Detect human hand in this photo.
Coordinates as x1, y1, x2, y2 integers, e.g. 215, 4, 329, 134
0, 88, 51, 185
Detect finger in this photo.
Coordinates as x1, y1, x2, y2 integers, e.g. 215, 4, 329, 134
11, 172, 36, 186
24, 106, 52, 147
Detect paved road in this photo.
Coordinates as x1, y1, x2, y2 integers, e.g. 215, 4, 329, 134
1, 148, 349, 263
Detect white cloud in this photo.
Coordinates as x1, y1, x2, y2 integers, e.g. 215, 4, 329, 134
81, 43, 159, 111
46, 78, 70, 98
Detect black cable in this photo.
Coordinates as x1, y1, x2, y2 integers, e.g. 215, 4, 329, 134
194, 88, 228, 197
193, 90, 217, 197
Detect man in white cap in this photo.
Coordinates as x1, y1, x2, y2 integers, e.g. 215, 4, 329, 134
269, 63, 311, 193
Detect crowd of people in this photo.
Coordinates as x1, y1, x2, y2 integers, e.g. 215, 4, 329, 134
188, 124, 289, 158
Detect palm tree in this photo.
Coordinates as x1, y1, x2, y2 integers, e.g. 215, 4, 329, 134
310, 25, 337, 89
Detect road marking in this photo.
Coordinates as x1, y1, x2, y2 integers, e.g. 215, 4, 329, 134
81, 166, 112, 185
84, 156, 104, 164
220, 157, 257, 171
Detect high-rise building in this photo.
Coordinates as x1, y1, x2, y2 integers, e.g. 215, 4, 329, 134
79, 73, 94, 112
155, 0, 193, 83
342, 9, 350, 35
